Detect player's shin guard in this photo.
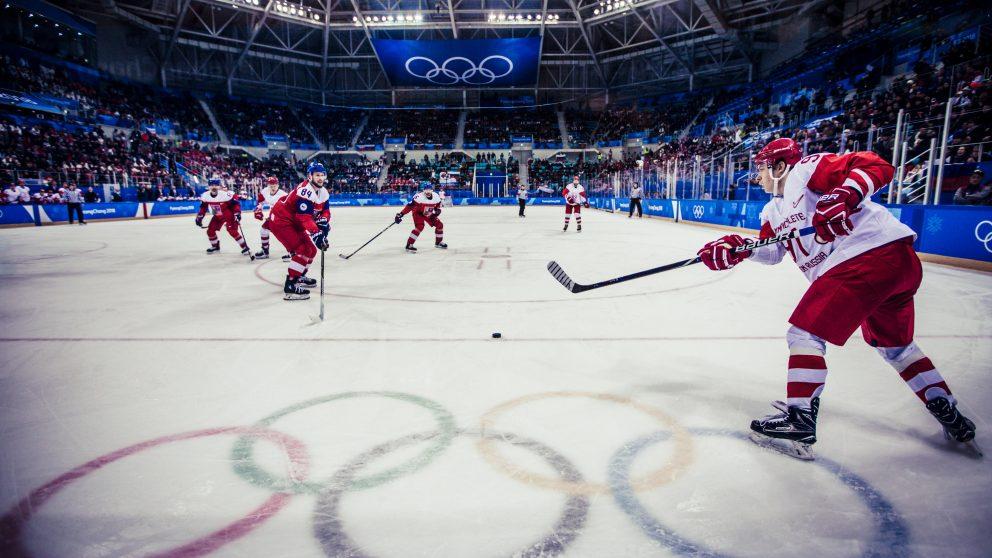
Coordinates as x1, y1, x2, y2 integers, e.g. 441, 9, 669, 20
260, 227, 270, 252
785, 326, 828, 409
876, 343, 953, 404
288, 254, 308, 279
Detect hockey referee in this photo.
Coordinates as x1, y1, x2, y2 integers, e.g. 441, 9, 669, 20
629, 184, 643, 218
517, 183, 528, 217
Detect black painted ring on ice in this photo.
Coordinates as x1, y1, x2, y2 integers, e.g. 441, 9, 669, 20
608, 428, 910, 558
313, 429, 590, 558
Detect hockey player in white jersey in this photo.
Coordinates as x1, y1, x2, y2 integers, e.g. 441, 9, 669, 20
696, 138, 978, 459
562, 176, 588, 232
253, 176, 289, 260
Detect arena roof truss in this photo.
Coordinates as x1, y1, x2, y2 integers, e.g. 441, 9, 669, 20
65, 0, 808, 105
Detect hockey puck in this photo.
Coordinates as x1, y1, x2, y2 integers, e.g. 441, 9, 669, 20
492, 332, 502, 339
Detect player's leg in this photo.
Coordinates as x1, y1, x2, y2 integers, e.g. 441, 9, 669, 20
206, 215, 223, 253
255, 220, 271, 258
269, 222, 310, 299
407, 214, 425, 251
564, 204, 573, 230
862, 242, 976, 444
751, 259, 877, 458
575, 204, 582, 231
225, 218, 249, 254
431, 217, 446, 248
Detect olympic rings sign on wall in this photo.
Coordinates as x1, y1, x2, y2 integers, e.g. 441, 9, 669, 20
404, 56, 513, 85
974, 220, 992, 254
0, 391, 910, 557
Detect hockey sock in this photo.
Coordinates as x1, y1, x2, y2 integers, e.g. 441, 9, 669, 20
408, 229, 420, 245
260, 227, 270, 251
435, 228, 444, 244
236, 236, 247, 250
785, 326, 828, 409
576, 215, 582, 225
876, 343, 953, 404
288, 254, 309, 279
564, 215, 571, 225
208, 232, 219, 248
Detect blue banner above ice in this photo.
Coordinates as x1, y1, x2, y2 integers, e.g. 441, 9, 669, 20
372, 38, 541, 87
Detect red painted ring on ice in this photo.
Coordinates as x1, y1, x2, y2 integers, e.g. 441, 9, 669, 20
0, 426, 310, 558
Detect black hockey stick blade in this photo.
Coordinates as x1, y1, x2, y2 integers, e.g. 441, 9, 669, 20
338, 253, 350, 260
547, 261, 582, 293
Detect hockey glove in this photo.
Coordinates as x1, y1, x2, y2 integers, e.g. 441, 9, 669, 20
697, 234, 752, 271
394, 213, 403, 224
311, 230, 329, 251
195, 215, 203, 227
233, 213, 241, 223
254, 208, 264, 221
316, 217, 330, 234
813, 186, 861, 244
584, 202, 590, 208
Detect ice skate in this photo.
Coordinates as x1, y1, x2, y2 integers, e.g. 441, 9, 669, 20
406, 244, 417, 253
297, 275, 317, 288
254, 249, 269, 259
206, 246, 220, 254
749, 398, 818, 461
926, 397, 982, 456
283, 276, 310, 301
577, 224, 582, 232
241, 246, 251, 256
281, 253, 292, 261
563, 223, 568, 231
435, 242, 448, 249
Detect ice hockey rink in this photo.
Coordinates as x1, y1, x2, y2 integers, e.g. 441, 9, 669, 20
1, 206, 990, 558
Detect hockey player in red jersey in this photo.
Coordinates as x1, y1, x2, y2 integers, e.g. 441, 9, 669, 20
267, 162, 331, 300
253, 176, 289, 260
562, 175, 589, 232
395, 186, 446, 252
195, 178, 249, 256
696, 138, 978, 458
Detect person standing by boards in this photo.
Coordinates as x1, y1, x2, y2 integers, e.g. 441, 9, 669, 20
64, 183, 86, 225
629, 184, 643, 218
517, 184, 528, 217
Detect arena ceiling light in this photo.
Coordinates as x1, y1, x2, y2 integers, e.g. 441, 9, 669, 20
273, 1, 322, 22
486, 12, 560, 25
354, 13, 425, 27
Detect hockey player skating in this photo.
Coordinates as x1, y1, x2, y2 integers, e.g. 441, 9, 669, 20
195, 178, 250, 256
562, 176, 589, 232
395, 187, 446, 252
696, 138, 978, 459
253, 176, 289, 260
267, 163, 331, 300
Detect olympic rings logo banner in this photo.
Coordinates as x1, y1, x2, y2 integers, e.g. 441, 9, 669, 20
372, 38, 541, 87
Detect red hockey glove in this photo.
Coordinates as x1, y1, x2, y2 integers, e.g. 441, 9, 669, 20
195, 215, 203, 227
584, 201, 590, 208
812, 186, 860, 244
254, 208, 264, 221
697, 234, 752, 271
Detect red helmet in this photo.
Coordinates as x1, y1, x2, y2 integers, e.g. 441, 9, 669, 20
754, 138, 801, 167
266, 176, 279, 185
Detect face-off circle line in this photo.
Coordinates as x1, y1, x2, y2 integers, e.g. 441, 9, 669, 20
477, 391, 694, 495
608, 429, 910, 558
312, 428, 590, 558
0, 426, 310, 558
231, 391, 457, 494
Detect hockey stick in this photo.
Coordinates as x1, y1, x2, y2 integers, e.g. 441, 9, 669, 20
318, 248, 326, 321
237, 220, 255, 261
547, 225, 818, 293
339, 222, 396, 260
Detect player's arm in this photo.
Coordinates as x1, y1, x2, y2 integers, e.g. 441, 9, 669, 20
230, 197, 242, 221
395, 201, 416, 223
254, 192, 265, 220
748, 220, 787, 265
195, 200, 207, 226
807, 151, 895, 243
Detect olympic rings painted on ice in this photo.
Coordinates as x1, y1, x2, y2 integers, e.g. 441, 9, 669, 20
313, 429, 589, 558
608, 429, 910, 558
478, 391, 694, 495
231, 391, 456, 494
404, 56, 513, 85
0, 427, 310, 558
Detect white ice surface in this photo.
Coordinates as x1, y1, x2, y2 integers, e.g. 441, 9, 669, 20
0, 206, 990, 558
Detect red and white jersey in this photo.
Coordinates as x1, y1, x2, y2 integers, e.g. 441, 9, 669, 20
400, 191, 442, 218
256, 187, 287, 210
751, 151, 915, 282
563, 184, 586, 206
270, 179, 330, 234
198, 190, 240, 218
